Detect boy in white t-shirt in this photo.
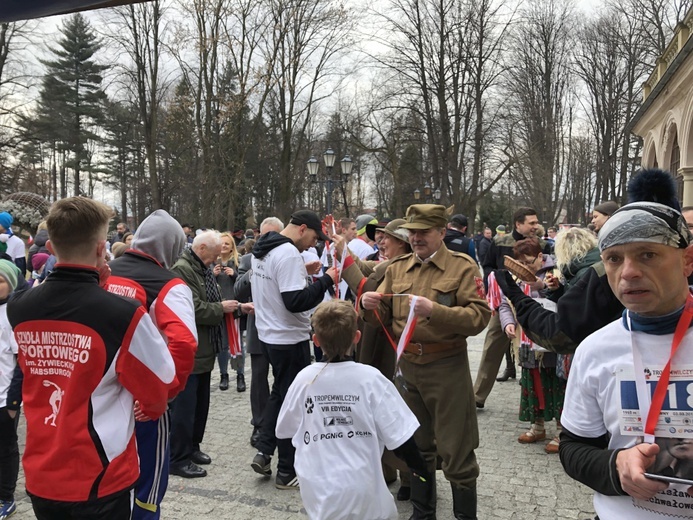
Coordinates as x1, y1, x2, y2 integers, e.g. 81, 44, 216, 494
276, 299, 428, 520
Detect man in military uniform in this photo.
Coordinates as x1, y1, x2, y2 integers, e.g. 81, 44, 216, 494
361, 204, 491, 520
475, 207, 551, 405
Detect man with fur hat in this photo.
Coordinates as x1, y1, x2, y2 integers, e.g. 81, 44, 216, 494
0, 212, 25, 276
560, 194, 693, 518
106, 210, 198, 518
361, 204, 491, 519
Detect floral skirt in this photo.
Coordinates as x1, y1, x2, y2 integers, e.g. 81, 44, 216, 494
518, 367, 566, 423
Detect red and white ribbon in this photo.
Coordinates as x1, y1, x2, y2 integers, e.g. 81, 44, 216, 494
396, 295, 418, 361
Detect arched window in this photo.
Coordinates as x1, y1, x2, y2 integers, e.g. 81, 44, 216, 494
671, 134, 682, 200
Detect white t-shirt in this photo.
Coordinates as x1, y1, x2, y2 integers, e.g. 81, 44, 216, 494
0, 303, 18, 408
562, 319, 693, 518
276, 361, 419, 520
251, 241, 312, 345
6, 235, 24, 263
348, 238, 375, 259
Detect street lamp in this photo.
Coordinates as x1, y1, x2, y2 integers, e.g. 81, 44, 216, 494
413, 183, 441, 203
308, 147, 352, 215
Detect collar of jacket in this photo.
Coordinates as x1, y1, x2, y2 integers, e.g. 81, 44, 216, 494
47, 265, 100, 284
512, 228, 526, 242
178, 248, 208, 275
404, 244, 450, 272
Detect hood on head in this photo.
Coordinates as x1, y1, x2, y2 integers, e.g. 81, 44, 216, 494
131, 210, 186, 269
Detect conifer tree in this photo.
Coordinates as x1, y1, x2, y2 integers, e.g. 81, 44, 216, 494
38, 14, 107, 196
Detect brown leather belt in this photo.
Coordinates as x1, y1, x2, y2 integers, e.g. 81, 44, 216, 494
405, 342, 456, 356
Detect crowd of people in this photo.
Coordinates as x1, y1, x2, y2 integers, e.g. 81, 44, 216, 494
0, 168, 691, 519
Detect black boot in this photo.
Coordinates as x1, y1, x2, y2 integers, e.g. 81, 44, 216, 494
237, 373, 246, 392
408, 473, 436, 520
496, 349, 516, 382
219, 373, 229, 391
451, 484, 477, 520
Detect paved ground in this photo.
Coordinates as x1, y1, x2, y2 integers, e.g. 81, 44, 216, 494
12, 327, 596, 519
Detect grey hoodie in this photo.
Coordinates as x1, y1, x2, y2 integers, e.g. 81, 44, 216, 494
131, 210, 186, 269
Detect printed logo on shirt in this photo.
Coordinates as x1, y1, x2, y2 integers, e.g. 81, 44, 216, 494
313, 432, 343, 442
324, 416, 353, 427
314, 393, 360, 413
42, 380, 64, 427
304, 431, 310, 445
16, 327, 99, 379
347, 430, 372, 439
305, 396, 314, 414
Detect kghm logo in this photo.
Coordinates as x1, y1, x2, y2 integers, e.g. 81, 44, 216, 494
305, 396, 314, 414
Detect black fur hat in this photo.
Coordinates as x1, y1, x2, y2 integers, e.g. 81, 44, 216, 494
627, 168, 681, 211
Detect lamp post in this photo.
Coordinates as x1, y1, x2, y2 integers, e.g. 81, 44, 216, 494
307, 147, 353, 215
413, 182, 441, 204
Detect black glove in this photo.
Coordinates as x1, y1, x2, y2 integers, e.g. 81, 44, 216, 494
493, 269, 525, 303
393, 437, 432, 482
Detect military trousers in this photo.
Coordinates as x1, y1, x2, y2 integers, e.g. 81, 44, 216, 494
399, 353, 479, 488
473, 313, 510, 405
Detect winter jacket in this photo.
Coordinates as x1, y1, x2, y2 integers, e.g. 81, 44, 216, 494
171, 248, 224, 374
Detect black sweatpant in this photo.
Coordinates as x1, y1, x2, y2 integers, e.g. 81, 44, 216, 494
0, 407, 19, 502
255, 340, 310, 475
30, 488, 133, 519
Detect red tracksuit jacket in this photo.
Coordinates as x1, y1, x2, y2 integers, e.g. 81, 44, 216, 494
8, 265, 176, 502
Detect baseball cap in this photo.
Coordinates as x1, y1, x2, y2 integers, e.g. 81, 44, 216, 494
449, 214, 468, 228
290, 210, 329, 241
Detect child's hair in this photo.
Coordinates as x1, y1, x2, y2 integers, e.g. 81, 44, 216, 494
311, 299, 358, 359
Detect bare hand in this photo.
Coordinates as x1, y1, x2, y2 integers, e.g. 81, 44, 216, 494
7, 409, 16, 419
361, 291, 383, 310
241, 302, 254, 314
212, 264, 222, 275
505, 324, 516, 339
222, 300, 239, 313
330, 233, 346, 260
410, 295, 433, 318
224, 267, 235, 276
527, 277, 545, 292
545, 272, 560, 290
325, 267, 338, 286
134, 400, 151, 422
305, 260, 322, 275
616, 443, 669, 500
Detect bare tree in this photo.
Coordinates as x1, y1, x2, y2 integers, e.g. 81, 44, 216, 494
107, 1, 166, 211
266, 0, 354, 220
574, 9, 649, 204
503, 0, 575, 224
370, 0, 511, 230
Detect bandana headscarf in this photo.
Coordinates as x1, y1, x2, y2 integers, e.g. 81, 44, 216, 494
598, 202, 693, 252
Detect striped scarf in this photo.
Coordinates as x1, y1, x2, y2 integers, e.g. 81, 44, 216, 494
203, 266, 224, 354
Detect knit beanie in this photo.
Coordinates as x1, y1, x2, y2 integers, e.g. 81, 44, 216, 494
32, 253, 50, 271
355, 214, 378, 236
0, 212, 12, 232
0, 259, 20, 291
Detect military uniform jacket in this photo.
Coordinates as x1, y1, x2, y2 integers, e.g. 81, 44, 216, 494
361, 245, 491, 365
